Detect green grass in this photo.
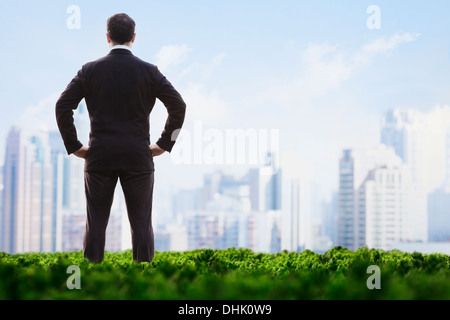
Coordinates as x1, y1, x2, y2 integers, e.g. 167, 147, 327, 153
0, 246, 449, 300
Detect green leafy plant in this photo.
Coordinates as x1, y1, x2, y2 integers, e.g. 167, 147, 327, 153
0, 247, 448, 300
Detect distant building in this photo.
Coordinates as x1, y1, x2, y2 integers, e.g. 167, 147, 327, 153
427, 127, 450, 242
61, 211, 84, 252
0, 103, 125, 254
321, 192, 338, 247
167, 151, 329, 254
381, 108, 425, 188
183, 210, 280, 253
428, 189, 450, 242
61, 209, 122, 253
168, 154, 283, 253
1, 127, 53, 253
248, 152, 281, 212
337, 145, 427, 251
279, 151, 315, 252
49, 131, 65, 252
361, 165, 421, 250
155, 224, 188, 252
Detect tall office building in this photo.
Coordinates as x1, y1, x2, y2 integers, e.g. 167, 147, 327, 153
380, 108, 428, 242
49, 131, 65, 252
338, 145, 427, 251
280, 151, 314, 252
321, 192, 338, 247
381, 109, 424, 187
361, 165, 419, 250
248, 152, 281, 212
428, 127, 450, 242
338, 146, 400, 251
1, 127, 53, 253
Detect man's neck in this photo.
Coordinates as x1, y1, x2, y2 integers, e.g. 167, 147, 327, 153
110, 43, 132, 51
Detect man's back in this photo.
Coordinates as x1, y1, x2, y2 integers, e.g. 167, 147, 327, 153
56, 48, 186, 172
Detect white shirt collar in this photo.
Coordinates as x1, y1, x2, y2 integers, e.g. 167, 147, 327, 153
110, 44, 132, 51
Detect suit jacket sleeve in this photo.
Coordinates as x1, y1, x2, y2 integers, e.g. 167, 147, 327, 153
55, 68, 85, 155
154, 67, 187, 152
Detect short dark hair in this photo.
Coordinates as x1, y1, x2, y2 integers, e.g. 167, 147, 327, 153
107, 13, 136, 44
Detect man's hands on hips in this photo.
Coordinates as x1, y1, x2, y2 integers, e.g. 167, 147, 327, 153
149, 144, 166, 157
73, 145, 166, 159
73, 146, 90, 159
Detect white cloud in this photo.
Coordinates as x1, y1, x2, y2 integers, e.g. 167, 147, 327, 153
16, 92, 60, 132
255, 32, 420, 106
361, 32, 421, 56
154, 44, 192, 72
177, 52, 227, 82
182, 83, 229, 126
251, 33, 420, 110
299, 43, 353, 96
301, 32, 421, 97
153, 45, 230, 127
200, 53, 227, 81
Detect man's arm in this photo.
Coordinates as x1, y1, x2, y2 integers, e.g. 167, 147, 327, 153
55, 68, 85, 155
154, 67, 187, 153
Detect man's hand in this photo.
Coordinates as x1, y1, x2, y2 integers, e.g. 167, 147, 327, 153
149, 144, 166, 157
73, 146, 90, 159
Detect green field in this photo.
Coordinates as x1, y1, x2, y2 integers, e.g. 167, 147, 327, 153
0, 246, 449, 300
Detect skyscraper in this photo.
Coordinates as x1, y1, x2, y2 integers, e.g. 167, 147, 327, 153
248, 152, 281, 212
361, 165, 417, 250
380, 108, 428, 243
280, 151, 314, 252
338, 145, 401, 251
427, 127, 450, 242
49, 131, 65, 252
1, 127, 53, 253
337, 145, 427, 251
380, 109, 424, 188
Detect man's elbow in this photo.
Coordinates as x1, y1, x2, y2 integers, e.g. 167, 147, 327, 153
175, 100, 187, 119
180, 100, 187, 111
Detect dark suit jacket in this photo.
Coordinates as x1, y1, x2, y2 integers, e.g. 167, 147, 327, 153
55, 48, 186, 172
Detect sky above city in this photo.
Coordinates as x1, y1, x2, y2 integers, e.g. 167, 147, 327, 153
1, 0, 450, 202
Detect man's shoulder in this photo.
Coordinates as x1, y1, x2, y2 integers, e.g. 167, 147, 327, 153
81, 53, 158, 71
80, 56, 108, 72
132, 55, 158, 70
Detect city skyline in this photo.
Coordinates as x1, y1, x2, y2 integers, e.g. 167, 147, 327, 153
1, 1, 450, 253
2, 102, 450, 254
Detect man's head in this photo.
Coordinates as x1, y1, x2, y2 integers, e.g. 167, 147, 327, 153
106, 13, 136, 47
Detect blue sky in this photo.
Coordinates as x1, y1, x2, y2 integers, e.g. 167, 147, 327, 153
1, 0, 450, 200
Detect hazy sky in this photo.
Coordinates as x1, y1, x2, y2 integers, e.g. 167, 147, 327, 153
1, 0, 450, 202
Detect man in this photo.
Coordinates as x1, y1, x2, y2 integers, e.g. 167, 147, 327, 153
55, 13, 186, 263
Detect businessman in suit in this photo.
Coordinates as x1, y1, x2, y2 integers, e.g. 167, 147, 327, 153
55, 13, 186, 263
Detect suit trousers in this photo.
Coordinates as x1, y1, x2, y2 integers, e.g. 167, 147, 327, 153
83, 170, 155, 263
